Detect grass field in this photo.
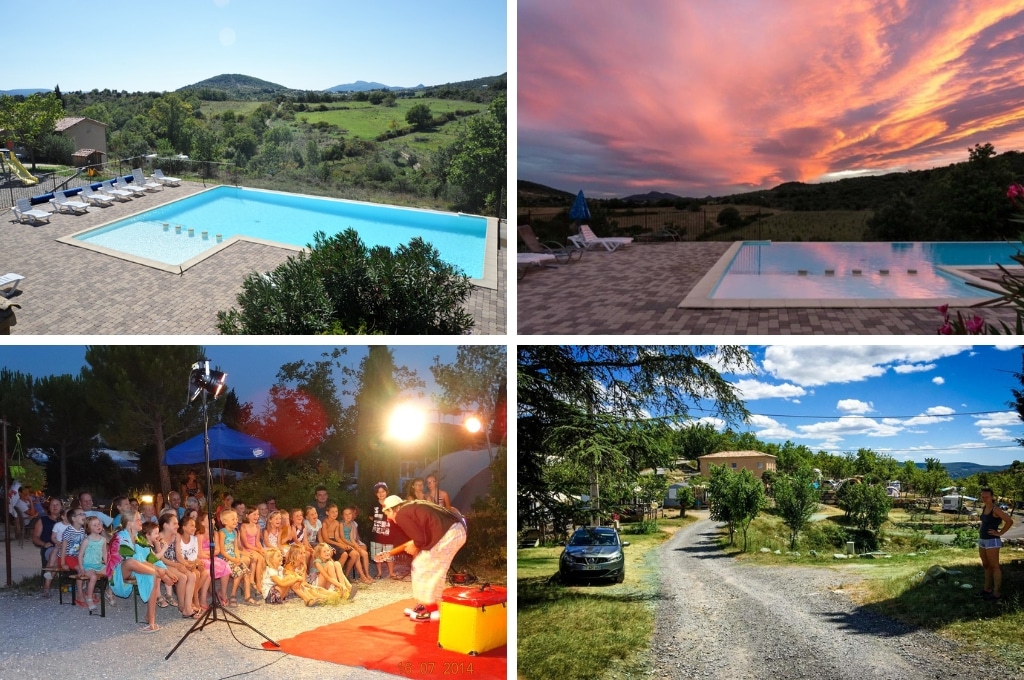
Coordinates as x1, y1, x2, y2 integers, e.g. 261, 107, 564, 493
518, 516, 695, 680
300, 98, 484, 146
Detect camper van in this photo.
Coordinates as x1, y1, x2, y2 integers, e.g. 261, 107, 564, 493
941, 494, 977, 513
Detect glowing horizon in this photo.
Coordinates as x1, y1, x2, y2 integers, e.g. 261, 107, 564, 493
519, 0, 1024, 197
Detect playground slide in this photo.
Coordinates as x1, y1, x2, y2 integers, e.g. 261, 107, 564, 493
0, 149, 38, 186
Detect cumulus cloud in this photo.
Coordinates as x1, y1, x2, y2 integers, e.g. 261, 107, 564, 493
974, 411, 1021, 427
732, 379, 807, 400
932, 376, 945, 385
797, 416, 903, 439
761, 346, 969, 387
837, 398, 873, 414
979, 427, 1016, 441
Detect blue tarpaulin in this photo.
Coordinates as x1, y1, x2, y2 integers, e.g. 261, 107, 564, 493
569, 190, 591, 223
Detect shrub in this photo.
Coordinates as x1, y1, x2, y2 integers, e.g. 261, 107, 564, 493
217, 229, 474, 335
717, 206, 743, 229
38, 133, 74, 165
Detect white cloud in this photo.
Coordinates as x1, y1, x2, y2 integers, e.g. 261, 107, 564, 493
837, 399, 873, 414
925, 406, 955, 416
892, 363, 936, 374
932, 376, 945, 385
689, 417, 726, 431
974, 412, 1022, 427
979, 427, 1016, 442
995, 345, 1018, 351
762, 346, 969, 387
733, 379, 806, 400
797, 416, 903, 439
747, 414, 799, 440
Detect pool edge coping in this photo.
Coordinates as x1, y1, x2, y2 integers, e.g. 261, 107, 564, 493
55, 185, 498, 289
679, 241, 1017, 309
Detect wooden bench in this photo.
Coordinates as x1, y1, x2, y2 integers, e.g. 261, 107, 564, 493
42, 568, 141, 619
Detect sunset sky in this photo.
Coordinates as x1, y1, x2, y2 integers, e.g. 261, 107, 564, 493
519, 0, 1024, 197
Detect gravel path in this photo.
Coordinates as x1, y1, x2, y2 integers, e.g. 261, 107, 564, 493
0, 575, 415, 679
650, 514, 1022, 680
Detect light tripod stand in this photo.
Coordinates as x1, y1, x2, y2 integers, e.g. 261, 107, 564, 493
165, 360, 279, 660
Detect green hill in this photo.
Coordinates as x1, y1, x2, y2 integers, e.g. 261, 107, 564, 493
915, 461, 1012, 479
178, 74, 299, 100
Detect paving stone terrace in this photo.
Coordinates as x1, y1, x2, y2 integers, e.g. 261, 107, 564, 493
2, 183, 505, 335
517, 242, 1019, 335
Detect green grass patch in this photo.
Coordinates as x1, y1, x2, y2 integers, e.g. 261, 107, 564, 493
299, 98, 483, 146
518, 517, 695, 680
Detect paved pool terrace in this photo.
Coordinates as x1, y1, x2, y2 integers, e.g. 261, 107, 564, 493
517, 242, 1019, 334
2, 182, 505, 335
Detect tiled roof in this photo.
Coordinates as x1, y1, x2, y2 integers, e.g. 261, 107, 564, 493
698, 450, 777, 459
71, 148, 101, 157
55, 116, 108, 131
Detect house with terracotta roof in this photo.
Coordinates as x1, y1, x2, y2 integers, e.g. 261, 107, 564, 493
698, 450, 777, 480
54, 116, 107, 163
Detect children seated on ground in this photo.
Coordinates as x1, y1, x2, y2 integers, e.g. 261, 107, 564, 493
311, 542, 357, 600
175, 514, 211, 613
155, 513, 198, 617
341, 506, 374, 584
238, 507, 267, 597
108, 510, 179, 633
262, 510, 291, 557
216, 509, 253, 606
196, 514, 230, 605
303, 505, 322, 559
320, 503, 351, 566
79, 516, 107, 611
285, 545, 339, 605
288, 508, 312, 559
262, 547, 326, 606
257, 502, 269, 530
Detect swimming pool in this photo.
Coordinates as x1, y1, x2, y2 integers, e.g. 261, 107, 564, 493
681, 241, 1020, 308
60, 186, 493, 283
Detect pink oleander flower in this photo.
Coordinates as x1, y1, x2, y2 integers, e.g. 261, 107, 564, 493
938, 322, 953, 335
936, 304, 949, 315
1008, 183, 1024, 200
966, 315, 985, 334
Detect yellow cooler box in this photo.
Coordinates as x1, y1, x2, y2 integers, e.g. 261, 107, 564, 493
437, 584, 507, 655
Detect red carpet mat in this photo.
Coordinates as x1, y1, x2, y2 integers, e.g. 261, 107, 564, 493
263, 598, 506, 678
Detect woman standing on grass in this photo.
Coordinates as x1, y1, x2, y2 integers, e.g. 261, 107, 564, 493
978, 487, 1014, 601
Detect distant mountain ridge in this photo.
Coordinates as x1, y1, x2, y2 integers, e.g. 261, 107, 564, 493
326, 80, 420, 92
915, 461, 1012, 479
177, 74, 297, 99
0, 88, 50, 97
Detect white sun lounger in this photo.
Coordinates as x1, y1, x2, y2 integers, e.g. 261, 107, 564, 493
101, 181, 133, 201
13, 197, 52, 224
50, 192, 90, 215
152, 169, 181, 186
131, 168, 163, 192
517, 252, 559, 278
81, 188, 115, 207
0, 272, 25, 298
569, 224, 634, 252
113, 178, 147, 197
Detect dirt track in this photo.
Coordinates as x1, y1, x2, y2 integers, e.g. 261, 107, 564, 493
649, 514, 1022, 679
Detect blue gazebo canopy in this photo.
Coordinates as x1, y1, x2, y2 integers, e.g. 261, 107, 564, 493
163, 423, 277, 465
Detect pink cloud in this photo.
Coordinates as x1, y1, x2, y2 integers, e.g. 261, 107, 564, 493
519, 0, 1024, 196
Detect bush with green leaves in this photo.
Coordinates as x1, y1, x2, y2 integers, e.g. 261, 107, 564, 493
217, 228, 474, 335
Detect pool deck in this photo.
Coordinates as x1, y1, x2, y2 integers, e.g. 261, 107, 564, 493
517, 242, 1018, 334
2, 182, 506, 335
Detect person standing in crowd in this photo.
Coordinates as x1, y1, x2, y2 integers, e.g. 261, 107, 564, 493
370, 483, 396, 580
312, 486, 330, 522
379, 496, 466, 621
425, 474, 452, 509
181, 470, 203, 505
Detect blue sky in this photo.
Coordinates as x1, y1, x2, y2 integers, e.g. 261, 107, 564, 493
3, 1, 506, 92
691, 345, 1024, 467
0, 344, 465, 415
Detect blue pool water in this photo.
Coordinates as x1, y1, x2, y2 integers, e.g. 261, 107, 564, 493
73, 186, 487, 278
711, 241, 1019, 299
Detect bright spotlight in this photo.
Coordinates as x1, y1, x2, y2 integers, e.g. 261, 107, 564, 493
388, 403, 427, 442
463, 416, 482, 434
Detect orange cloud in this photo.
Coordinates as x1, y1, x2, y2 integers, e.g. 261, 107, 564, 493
519, 0, 1024, 196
